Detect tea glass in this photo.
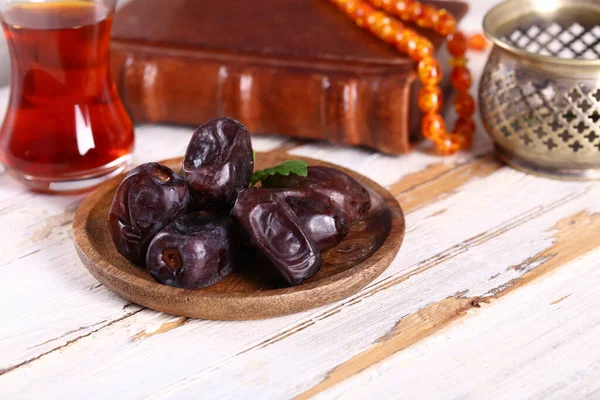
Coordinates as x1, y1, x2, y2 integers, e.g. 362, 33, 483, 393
0, 0, 134, 193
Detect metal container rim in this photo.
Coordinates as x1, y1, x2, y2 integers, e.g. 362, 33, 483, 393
483, 0, 600, 68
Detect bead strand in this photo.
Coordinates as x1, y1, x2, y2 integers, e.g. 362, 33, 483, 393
370, 0, 457, 36
468, 33, 489, 51
330, 0, 434, 61
445, 31, 476, 153
328, 0, 476, 155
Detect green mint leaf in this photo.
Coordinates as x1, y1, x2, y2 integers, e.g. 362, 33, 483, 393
250, 160, 308, 186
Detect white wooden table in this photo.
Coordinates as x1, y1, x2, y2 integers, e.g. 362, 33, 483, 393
2, 2, 600, 399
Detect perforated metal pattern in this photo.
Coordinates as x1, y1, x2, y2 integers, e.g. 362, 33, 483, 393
501, 22, 600, 60
481, 53, 600, 157
480, 20, 600, 173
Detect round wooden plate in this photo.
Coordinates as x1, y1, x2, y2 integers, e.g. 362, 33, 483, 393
73, 153, 405, 320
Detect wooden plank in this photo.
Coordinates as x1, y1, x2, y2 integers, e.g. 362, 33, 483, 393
2, 165, 598, 398
0, 153, 481, 372
0, 113, 291, 370
4, 43, 596, 398
0, 137, 490, 368
0, 88, 492, 372
313, 248, 600, 400
395, 155, 502, 212
4, 8, 580, 399
165, 192, 600, 400
298, 209, 600, 399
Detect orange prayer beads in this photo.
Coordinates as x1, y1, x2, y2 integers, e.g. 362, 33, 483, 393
394, 0, 413, 20
408, 2, 423, 21
422, 113, 445, 141
451, 66, 472, 92
454, 92, 475, 118
468, 33, 488, 51
447, 31, 467, 57
417, 5, 436, 28
418, 86, 443, 113
433, 9, 456, 36
454, 118, 476, 136
327, 0, 476, 155
437, 133, 471, 155
408, 37, 434, 60
417, 57, 442, 85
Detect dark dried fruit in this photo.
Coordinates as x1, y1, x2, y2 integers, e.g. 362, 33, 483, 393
262, 166, 371, 223
183, 118, 254, 209
282, 189, 349, 251
146, 212, 238, 289
231, 189, 322, 286
108, 163, 190, 265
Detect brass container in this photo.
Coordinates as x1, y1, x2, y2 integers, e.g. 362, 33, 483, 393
480, 0, 600, 179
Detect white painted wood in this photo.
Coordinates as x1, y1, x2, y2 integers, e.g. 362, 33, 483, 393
0, 48, 496, 372
315, 248, 600, 400
2, 165, 599, 399
0, 87, 291, 370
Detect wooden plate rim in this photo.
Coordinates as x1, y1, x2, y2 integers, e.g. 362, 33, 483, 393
73, 154, 405, 319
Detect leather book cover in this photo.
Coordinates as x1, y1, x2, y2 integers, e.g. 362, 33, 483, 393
110, 0, 468, 154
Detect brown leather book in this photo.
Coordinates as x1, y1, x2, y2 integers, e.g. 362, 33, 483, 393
110, 0, 468, 154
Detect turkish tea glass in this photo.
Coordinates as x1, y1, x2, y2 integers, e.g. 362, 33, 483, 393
0, 0, 134, 193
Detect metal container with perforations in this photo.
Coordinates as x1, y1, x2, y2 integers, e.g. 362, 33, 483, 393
480, 0, 600, 179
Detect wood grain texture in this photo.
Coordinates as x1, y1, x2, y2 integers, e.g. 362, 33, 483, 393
313, 248, 600, 400
296, 295, 477, 400
112, 0, 464, 66
297, 209, 600, 398
4, 98, 597, 399
4, 154, 600, 399
0, 125, 487, 377
3, 24, 600, 398
72, 154, 405, 320
109, 0, 468, 154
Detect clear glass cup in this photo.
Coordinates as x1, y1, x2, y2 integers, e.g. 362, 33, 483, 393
0, 0, 134, 193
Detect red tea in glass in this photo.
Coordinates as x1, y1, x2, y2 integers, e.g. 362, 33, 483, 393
0, 0, 134, 193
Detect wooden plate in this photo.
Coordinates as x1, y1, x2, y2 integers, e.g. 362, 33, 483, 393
73, 153, 405, 320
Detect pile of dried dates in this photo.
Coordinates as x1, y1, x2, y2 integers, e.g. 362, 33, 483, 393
108, 118, 371, 289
